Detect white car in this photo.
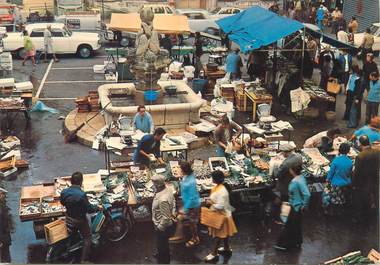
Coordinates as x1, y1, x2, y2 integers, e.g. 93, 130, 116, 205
3, 23, 101, 58
210, 7, 242, 19
354, 23, 380, 52
176, 9, 219, 34
142, 4, 175, 15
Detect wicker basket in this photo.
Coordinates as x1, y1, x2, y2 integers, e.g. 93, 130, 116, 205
200, 207, 226, 229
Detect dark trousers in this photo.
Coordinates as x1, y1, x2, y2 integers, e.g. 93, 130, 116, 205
344, 90, 355, 120
340, 71, 350, 87
66, 216, 91, 262
155, 227, 172, 264
352, 190, 372, 222
277, 207, 303, 248
0, 243, 10, 263
366, 101, 380, 124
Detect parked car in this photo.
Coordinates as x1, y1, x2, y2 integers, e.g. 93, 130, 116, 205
210, 6, 242, 19
354, 23, 380, 52
55, 12, 101, 31
2, 23, 101, 58
176, 9, 219, 34
141, 4, 175, 15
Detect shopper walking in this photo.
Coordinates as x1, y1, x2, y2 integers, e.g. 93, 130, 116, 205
320, 54, 333, 91
362, 53, 378, 92
360, 28, 375, 62
274, 159, 310, 251
177, 161, 201, 248
344, 65, 361, 122
331, 7, 342, 34
322, 143, 352, 214
338, 50, 352, 90
204, 170, 237, 262
316, 5, 325, 30
22, 30, 36, 66
348, 16, 359, 33
352, 135, 380, 223
366, 72, 380, 123
151, 174, 176, 264
44, 25, 59, 63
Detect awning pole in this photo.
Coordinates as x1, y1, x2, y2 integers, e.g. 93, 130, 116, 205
300, 27, 306, 86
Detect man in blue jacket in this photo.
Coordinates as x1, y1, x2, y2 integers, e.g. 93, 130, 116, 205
338, 50, 352, 88
133, 127, 166, 166
316, 5, 325, 30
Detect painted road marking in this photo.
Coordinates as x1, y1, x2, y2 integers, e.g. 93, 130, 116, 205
45, 80, 115, 84
39, 97, 77, 100
35, 59, 53, 99
51, 67, 93, 70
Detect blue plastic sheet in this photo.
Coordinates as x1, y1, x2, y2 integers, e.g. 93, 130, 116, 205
216, 6, 303, 52
30, 101, 59, 114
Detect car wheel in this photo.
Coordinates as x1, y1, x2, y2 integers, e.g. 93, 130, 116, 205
77, 45, 92, 58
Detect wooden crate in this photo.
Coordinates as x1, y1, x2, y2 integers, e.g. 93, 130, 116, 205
19, 198, 41, 221
44, 219, 68, 245
41, 198, 66, 218
235, 90, 252, 111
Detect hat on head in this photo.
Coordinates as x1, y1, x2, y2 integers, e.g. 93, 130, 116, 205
279, 143, 295, 152
151, 174, 166, 188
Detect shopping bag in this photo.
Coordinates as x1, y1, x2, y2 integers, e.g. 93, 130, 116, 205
280, 202, 291, 223
327, 78, 341, 94
200, 207, 226, 229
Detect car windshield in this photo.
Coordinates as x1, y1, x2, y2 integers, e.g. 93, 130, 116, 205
64, 26, 72, 36
370, 25, 379, 35
210, 7, 221, 14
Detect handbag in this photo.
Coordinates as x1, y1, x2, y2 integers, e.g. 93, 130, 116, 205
200, 207, 226, 229
327, 78, 341, 94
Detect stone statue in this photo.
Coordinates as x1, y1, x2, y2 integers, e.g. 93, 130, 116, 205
135, 7, 160, 59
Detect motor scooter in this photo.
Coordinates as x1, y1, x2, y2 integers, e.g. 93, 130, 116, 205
46, 203, 131, 263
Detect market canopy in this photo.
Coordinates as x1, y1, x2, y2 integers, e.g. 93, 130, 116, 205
304, 24, 359, 54
108, 13, 191, 34
216, 6, 304, 52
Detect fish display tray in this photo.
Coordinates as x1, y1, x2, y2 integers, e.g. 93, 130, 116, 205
19, 198, 41, 221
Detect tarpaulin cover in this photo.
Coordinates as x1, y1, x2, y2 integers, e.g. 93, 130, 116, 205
108, 13, 190, 34
216, 6, 304, 52
303, 24, 359, 54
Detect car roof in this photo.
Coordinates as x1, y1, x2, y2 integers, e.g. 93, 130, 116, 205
26, 23, 65, 31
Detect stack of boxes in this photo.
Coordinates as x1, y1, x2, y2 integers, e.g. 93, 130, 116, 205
75, 91, 100, 113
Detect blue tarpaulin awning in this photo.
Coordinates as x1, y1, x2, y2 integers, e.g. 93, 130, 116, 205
216, 6, 304, 53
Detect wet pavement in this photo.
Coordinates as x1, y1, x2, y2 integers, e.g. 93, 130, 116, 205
0, 48, 378, 264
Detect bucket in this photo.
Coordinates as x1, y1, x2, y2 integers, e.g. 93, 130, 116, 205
144, 90, 159, 102
192, 78, 208, 94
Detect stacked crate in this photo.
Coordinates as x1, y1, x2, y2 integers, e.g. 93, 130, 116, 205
75, 97, 89, 113
220, 84, 235, 103
235, 88, 252, 112
88, 91, 100, 111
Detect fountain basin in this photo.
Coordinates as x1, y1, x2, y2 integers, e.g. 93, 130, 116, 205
98, 80, 204, 127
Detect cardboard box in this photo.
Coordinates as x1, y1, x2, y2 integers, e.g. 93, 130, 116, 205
44, 219, 68, 245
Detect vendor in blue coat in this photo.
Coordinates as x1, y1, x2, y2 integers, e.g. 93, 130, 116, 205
133, 127, 166, 166
316, 5, 325, 30
365, 72, 380, 123
322, 143, 352, 211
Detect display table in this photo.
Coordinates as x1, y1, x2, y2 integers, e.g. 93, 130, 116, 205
243, 90, 273, 121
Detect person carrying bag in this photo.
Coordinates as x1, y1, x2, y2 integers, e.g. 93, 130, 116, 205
201, 170, 237, 263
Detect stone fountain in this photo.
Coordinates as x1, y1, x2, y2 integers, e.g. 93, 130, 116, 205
125, 7, 171, 105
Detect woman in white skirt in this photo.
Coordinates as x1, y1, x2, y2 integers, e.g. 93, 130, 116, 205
204, 170, 237, 263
